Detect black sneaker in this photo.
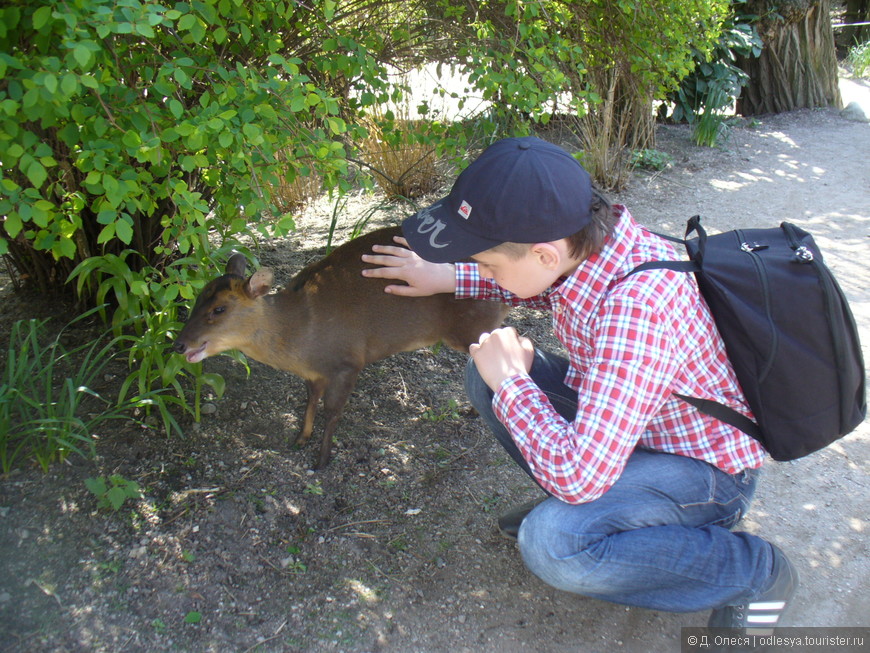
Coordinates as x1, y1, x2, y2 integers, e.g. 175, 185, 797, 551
707, 544, 799, 651
497, 497, 547, 540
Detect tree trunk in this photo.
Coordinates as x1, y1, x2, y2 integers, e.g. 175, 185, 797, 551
736, 0, 842, 115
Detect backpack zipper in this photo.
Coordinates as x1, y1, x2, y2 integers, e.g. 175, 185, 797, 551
736, 229, 777, 383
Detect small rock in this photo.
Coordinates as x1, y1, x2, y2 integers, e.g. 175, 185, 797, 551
201, 403, 218, 415
841, 101, 869, 123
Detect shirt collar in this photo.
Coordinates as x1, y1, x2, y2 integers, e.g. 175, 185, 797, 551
550, 205, 640, 316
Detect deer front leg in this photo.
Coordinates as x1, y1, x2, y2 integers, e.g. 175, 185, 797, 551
315, 366, 361, 469
295, 378, 326, 448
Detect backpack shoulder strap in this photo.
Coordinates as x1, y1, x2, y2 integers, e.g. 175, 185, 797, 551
627, 259, 698, 277
627, 223, 701, 277
622, 222, 763, 442
674, 394, 762, 440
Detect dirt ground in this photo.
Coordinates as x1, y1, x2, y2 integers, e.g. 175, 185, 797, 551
1, 77, 869, 653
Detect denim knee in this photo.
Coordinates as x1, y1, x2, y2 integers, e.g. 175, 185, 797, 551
517, 500, 604, 594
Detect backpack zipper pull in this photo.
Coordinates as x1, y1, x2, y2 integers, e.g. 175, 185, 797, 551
740, 241, 768, 253
792, 245, 814, 263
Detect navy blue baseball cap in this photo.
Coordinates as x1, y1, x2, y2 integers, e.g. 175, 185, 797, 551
402, 136, 593, 263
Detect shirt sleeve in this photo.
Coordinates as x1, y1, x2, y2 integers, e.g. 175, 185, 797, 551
493, 295, 682, 504
453, 262, 552, 309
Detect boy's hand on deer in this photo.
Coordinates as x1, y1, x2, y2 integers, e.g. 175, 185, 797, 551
469, 327, 536, 391
362, 236, 457, 296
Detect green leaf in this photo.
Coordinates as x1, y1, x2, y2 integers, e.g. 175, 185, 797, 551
55, 236, 77, 260
178, 14, 197, 30
106, 486, 128, 511
200, 373, 225, 398
80, 74, 98, 89
115, 218, 133, 244
97, 223, 116, 244
122, 130, 142, 149
323, 0, 336, 21
43, 73, 58, 94
184, 611, 202, 624
32, 6, 52, 30
24, 159, 47, 188
174, 68, 190, 88
73, 44, 91, 69
190, 21, 205, 43
60, 73, 78, 95
4, 212, 23, 238
85, 476, 107, 496
326, 116, 345, 135
135, 23, 155, 38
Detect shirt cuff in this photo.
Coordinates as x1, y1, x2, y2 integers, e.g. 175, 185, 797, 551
493, 373, 539, 448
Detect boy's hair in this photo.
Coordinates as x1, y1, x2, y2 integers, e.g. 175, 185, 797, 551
491, 188, 615, 260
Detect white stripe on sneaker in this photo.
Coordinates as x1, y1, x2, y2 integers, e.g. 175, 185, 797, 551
747, 614, 781, 624
749, 601, 786, 611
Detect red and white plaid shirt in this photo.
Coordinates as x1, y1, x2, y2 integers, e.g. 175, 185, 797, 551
455, 205, 765, 504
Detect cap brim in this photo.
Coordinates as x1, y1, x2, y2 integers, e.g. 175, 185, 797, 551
401, 199, 503, 264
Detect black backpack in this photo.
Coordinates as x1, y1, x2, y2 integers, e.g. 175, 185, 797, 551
629, 215, 866, 461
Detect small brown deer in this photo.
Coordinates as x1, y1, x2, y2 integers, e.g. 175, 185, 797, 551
173, 226, 508, 468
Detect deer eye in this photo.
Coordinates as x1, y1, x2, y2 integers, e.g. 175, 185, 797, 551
213, 306, 226, 315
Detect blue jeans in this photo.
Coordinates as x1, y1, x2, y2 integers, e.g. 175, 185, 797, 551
465, 349, 774, 613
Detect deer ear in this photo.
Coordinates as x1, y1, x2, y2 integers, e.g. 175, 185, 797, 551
226, 252, 247, 277
245, 268, 274, 298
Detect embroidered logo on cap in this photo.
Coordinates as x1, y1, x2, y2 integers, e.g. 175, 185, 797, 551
458, 200, 472, 220
415, 203, 450, 248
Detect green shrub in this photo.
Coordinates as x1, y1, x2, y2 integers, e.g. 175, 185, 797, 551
0, 0, 404, 429
658, 2, 762, 146
435, 0, 732, 188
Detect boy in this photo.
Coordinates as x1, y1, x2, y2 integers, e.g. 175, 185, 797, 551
361, 137, 797, 647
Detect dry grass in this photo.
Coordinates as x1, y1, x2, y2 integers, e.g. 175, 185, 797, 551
571, 67, 655, 192
358, 111, 440, 199
270, 155, 323, 215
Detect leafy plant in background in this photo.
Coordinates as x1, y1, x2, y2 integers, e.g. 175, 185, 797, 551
85, 474, 142, 512
67, 247, 237, 423
658, 1, 763, 146
629, 149, 675, 172
847, 40, 870, 78
442, 0, 732, 188
0, 308, 170, 473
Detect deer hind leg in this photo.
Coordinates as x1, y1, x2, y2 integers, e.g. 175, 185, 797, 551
295, 378, 326, 448
315, 366, 362, 469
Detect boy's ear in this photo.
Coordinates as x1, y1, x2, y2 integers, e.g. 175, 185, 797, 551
531, 242, 563, 270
